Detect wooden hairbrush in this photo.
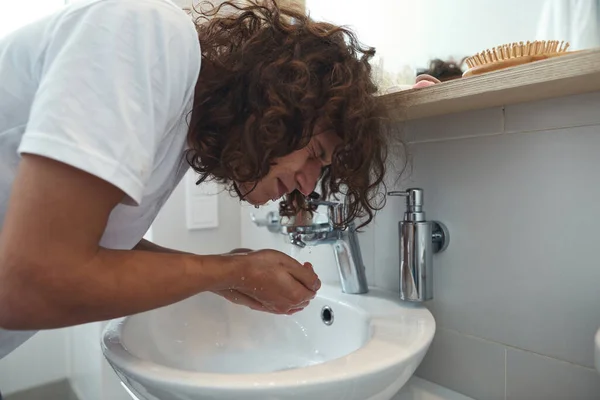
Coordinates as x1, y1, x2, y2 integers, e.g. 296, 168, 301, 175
463, 40, 573, 77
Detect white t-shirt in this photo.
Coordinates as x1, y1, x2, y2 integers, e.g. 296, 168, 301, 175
0, 0, 201, 359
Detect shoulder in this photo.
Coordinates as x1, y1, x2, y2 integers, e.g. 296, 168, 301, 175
54, 0, 201, 79
66, 0, 190, 20
61, 0, 198, 44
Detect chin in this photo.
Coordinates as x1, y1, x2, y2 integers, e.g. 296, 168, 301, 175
243, 193, 268, 206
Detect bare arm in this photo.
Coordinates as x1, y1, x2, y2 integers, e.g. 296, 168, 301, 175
134, 239, 182, 254
0, 156, 319, 330
134, 239, 251, 256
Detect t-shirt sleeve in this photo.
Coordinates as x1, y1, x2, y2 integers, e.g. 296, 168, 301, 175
18, 0, 198, 205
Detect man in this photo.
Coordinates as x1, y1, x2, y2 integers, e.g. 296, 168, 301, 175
0, 0, 388, 364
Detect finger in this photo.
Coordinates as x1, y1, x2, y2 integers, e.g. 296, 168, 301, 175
286, 301, 311, 315
217, 289, 265, 311
295, 300, 310, 309
412, 80, 437, 89
415, 74, 441, 84
290, 263, 320, 291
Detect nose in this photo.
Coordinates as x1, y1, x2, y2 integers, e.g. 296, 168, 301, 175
295, 159, 322, 196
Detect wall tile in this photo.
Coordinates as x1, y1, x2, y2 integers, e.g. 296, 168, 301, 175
506, 348, 600, 400
373, 144, 414, 292
416, 328, 506, 400
505, 92, 600, 133
391, 125, 600, 368
406, 107, 504, 143
393, 377, 475, 400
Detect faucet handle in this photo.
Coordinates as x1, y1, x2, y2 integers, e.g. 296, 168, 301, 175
307, 198, 346, 228
388, 188, 424, 212
250, 211, 281, 233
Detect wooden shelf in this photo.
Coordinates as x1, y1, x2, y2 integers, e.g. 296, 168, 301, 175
378, 48, 600, 122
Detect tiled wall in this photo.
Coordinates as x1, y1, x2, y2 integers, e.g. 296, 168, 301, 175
241, 91, 600, 399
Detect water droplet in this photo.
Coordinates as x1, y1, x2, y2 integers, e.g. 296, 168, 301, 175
241, 276, 245, 281
253, 287, 257, 291
234, 297, 238, 301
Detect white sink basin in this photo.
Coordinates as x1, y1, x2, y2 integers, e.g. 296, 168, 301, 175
102, 283, 435, 400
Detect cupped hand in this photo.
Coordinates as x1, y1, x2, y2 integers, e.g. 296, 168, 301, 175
214, 249, 321, 315
413, 74, 441, 88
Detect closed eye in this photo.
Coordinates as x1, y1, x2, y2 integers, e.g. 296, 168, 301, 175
309, 144, 324, 160
312, 142, 328, 165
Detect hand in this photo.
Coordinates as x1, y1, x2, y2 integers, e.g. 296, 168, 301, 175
413, 74, 441, 89
215, 249, 321, 315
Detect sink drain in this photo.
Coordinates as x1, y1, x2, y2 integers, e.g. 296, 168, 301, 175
321, 306, 334, 326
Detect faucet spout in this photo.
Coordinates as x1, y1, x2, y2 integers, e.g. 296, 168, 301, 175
286, 225, 368, 294
281, 196, 368, 294
289, 233, 307, 248
251, 194, 369, 294
330, 227, 368, 294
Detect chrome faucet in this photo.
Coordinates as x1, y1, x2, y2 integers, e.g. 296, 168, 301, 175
388, 188, 449, 302
251, 196, 368, 294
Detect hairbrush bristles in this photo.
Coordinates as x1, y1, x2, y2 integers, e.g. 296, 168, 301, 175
467, 40, 570, 67
464, 40, 572, 76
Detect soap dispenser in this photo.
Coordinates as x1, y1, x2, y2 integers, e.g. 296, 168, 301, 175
388, 188, 449, 302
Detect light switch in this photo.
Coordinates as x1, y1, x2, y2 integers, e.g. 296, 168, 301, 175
185, 170, 219, 230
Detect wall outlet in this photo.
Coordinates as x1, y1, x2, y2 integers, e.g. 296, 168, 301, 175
185, 171, 219, 230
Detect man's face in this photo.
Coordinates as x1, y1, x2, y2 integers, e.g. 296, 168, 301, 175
236, 129, 342, 205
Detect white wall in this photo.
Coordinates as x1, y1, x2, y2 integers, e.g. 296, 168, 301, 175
0, 329, 69, 396
306, 0, 547, 85
240, 91, 600, 399
0, 0, 63, 38
151, 173, 241, 254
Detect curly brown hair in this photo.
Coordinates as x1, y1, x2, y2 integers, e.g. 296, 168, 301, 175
186, 0, 389, 227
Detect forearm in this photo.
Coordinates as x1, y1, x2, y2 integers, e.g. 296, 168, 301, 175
134, 238, 185, 254
0, 248, 237, 330
134, 238, 251, 255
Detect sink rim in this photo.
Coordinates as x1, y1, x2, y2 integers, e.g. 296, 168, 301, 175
102, 284, 436, 390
